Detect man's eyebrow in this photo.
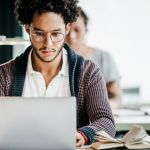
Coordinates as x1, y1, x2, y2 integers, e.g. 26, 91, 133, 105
53, 29, 62, 32
33, 27, 62, 32
33, 27, 42, 31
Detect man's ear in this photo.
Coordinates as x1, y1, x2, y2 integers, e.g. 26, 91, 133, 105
25, 25, 30, 35
65, 23, 70, 35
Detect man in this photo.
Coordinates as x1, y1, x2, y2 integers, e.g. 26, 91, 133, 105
0, 0, 116, 147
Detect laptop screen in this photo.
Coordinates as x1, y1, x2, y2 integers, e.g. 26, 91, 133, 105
0, 97, 76, 150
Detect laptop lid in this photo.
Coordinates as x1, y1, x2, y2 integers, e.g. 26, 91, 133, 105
0, 97, 76, 150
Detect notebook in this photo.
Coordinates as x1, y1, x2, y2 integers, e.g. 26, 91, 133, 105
0, 97, 76, 150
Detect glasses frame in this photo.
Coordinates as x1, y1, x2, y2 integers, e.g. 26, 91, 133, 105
29, 26, 65, 43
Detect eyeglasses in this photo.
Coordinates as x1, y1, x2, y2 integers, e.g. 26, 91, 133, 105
29, 26, 65, 43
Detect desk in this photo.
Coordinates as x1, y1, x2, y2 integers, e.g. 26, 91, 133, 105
115, 115, 150, 131
77, 146, 140, 150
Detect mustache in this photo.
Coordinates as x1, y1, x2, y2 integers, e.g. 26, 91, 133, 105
39, 47, 56, 51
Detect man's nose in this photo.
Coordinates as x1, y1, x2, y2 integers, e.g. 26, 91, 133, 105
43, 33, 53, 47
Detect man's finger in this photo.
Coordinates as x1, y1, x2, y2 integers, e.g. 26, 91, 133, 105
76, 138, 83, 147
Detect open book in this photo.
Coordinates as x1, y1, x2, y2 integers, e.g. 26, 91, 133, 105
91, 125, 150, 149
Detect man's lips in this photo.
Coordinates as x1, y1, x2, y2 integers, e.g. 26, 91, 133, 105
41, 49, 55, 56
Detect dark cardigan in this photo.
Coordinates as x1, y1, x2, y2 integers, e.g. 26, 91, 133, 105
0, 43, 116, 144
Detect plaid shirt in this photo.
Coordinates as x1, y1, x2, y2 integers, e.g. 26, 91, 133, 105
0, 43, 116, 144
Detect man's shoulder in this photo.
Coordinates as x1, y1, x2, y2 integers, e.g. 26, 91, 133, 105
82, 59, 103, 77
0, 59, 16, 73
83, 59, 99, 69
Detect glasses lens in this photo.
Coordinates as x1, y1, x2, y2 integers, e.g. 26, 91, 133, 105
51, 32, 64, 42
31, 31, 44, 42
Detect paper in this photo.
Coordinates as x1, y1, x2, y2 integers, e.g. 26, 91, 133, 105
90, 125, 150, 149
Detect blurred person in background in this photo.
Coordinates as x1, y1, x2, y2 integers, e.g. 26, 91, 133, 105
66, 7, 122, 108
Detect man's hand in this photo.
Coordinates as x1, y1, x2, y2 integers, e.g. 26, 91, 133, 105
76, 132, 85, 147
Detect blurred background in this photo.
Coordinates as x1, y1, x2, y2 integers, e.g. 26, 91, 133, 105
79, 0, 150, 105
1, 0, 150, 105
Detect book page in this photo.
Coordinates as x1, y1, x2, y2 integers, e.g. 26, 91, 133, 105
126, 135, 150, 149
126, 143, 150, 150
89, 125, 150, 150
91, 142, 124, 149
90, 131, 124, 150
95, 131, 123, 143
122, 125, 148, 144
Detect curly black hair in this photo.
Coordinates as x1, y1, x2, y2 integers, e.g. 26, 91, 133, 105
78, 7, 89, 27
14, 0, 80, 25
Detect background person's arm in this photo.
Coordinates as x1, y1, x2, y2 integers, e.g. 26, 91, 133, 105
107, 81, 121, 99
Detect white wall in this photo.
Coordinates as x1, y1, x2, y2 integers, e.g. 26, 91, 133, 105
79, 0, 150, 102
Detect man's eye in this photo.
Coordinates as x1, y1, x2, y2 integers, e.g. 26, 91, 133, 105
35, 32, 44, 36
51, 32, 60, 37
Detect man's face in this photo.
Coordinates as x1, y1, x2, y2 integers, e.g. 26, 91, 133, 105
25, 12, 70, 63
65, 16, 87, 49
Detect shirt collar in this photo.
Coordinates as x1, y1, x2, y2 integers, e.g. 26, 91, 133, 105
59, 48, 68, 77
27, 48, 68, 77
27, 49, 35, 75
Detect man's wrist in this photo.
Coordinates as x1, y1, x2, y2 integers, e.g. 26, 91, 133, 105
78, 130, 88, 145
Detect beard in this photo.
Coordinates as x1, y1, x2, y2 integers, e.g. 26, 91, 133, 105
31, 41, 64, 63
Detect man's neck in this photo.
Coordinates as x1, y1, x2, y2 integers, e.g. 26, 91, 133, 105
32, 52, 63, 87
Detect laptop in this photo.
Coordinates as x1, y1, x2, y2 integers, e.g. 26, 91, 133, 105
0, 97, 76, 150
